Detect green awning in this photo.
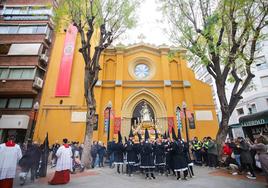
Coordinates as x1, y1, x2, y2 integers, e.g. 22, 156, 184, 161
229, 123, 241, 128
239, 110, 268, 127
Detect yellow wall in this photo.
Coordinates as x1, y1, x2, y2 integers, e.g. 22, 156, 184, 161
34, 34, 219, 145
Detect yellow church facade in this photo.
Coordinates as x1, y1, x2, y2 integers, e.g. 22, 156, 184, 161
34, 30, 219, 145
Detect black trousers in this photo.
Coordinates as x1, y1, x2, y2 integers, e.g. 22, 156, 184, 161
201, 150, 208, 165
194, 150, 202, 165
145, 168, 155, 178
99, 155, 104, 167
177, 170, 188, 179
241, 163, 256, 177
208, 153, 217, 167
91, 156, 96, 168
127, 164, 133, 175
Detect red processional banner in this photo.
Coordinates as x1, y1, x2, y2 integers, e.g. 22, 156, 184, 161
55, 24, 78, 96
168, 117, 174, 133
114, 117, 121, 134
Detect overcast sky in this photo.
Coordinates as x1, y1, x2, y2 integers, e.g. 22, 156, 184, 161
116, 0, 171, 46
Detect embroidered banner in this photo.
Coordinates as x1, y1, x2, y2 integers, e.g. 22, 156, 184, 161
55, 24, 77, 96
176, 110, 182, 131
168, 117, 174, 133
114, 117, 121, 134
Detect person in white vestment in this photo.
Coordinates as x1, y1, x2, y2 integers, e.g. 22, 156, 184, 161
0, 135, 22, 188
48, 138, 72, 185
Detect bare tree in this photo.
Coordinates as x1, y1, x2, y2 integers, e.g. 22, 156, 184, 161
55, 0, 139, 168
161, 0, 268, 151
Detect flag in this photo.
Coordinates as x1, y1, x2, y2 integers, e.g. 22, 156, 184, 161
39, 133, 49, 177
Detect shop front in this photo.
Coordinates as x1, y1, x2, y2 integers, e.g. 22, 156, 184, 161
239, 110, 268, 140
0, 115, 29, 143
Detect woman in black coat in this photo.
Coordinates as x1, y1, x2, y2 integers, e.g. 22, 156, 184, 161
19, 142, 41, 185
238, 138, 256, 179
171, 140, 188, 180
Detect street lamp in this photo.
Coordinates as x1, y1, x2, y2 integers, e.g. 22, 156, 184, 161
107, 101, 112, 143
29, 101, 39, 140
182, 101, 189, 144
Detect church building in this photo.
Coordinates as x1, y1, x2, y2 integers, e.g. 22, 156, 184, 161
34, 26, 219, 144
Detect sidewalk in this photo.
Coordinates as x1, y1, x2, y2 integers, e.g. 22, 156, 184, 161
14, 166, 266, 188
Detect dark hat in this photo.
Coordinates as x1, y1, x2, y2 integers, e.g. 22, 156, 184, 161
129, 127, 134, 138
138, 133, 142, 142
163, 131, 167, 139
155, 129, 159, 139
118, 131, 122, 143
171, 127, 177, 140
145, 128, 150, 141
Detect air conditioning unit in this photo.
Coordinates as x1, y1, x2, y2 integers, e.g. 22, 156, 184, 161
45, 34, 52, 44
39, 54, 48, 64
33, 77, 44, 89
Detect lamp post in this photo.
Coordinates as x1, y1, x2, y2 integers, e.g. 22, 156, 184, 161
107, 101, 112, 143
29, 101, 39, 140
182, 101, 189, 144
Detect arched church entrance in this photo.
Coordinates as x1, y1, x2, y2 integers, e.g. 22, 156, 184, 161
121, 89, 167, 138
131, 100, 155, 126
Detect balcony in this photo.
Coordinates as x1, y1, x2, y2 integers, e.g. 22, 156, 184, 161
0, 34, 46, 43
0, 55, 40, 66
0, 80, 38, 95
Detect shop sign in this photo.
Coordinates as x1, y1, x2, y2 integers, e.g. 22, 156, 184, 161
241, 119, 266, 127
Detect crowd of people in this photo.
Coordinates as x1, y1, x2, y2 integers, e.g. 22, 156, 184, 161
107, 129, 223, 180
108, 128, 193, 180
0, 129, 268, 187
223, 136, 268, 181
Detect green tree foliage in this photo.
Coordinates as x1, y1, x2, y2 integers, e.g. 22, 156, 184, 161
161, 0, 268, 150
54, 0, 139, 168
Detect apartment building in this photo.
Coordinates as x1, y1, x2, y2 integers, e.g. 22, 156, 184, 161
0, 0, 58, 143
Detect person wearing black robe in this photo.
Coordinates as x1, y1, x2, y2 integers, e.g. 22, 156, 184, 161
113, 132, 125, 174
125, 129, 136, 176
163, 132, 172, 176
154, 131, 165, 175
19, 141, 41, 185
182, 139, 194, 177
140, 129, 156, 179
133, 133, 142, 172
171, 128, 188, 180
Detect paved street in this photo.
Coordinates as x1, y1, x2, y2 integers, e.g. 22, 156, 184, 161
14, 166, 266, 188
